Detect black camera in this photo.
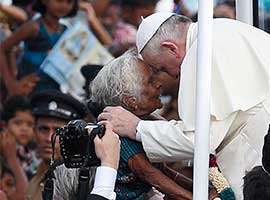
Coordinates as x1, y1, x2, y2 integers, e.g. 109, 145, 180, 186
42, 120, 105, 200
57, 120, 105, 168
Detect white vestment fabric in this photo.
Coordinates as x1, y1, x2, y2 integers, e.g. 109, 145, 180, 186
138, 19, 270, 199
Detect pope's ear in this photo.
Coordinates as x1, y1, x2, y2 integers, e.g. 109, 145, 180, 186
161, 41, 181, 58
122, 96, 137, 111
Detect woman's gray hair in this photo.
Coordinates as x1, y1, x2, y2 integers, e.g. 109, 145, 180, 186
142, 14, 192, 57
89, 49, 143, 109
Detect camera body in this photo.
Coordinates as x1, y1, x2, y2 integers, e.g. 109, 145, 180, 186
57, 120, 105, 168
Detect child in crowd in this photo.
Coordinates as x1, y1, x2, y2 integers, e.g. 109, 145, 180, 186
101, 1, 136, 57
101, 0, 159, 57
1, 96, 39, 180
0, 157, 16, 200
0, 0, 79, 93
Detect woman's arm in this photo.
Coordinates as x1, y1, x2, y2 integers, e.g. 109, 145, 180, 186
128, 153, 192, 200
161, 164, 193, 192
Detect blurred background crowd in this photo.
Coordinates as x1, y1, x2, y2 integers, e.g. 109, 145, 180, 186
0, 0, 270, 200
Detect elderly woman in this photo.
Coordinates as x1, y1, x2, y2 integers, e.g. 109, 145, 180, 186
89, 49, 193, 200
53, 50, 227, 200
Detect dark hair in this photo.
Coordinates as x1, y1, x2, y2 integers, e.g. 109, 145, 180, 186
32, 0, 78, 17
243, 166, 270, 200
1, 96, 33, 122
0, 157, 15, 179
120, 0, 159, 7
263, 125, 270, 173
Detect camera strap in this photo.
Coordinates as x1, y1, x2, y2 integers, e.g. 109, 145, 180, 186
76, 133, 92, 200
42, 160, 64, 200
76, 166, 91, 200
42, 130, 61, 200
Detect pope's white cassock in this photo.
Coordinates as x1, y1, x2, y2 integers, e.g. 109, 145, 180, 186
137, 19, 270, 199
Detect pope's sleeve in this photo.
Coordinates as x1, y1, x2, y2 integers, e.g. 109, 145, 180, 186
138, 120, 194, 162
137, 113, 236, 162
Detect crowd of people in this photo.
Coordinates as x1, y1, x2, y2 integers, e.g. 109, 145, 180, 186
1, 0, 270, 200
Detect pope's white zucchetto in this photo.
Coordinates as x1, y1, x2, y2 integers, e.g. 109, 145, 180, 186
136, 12, 174, 53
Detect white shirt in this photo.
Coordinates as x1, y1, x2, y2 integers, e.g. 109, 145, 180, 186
91, 166, 117, 200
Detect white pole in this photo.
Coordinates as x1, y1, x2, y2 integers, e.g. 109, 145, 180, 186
236, 0, 253, 25
193, 0, 213, 200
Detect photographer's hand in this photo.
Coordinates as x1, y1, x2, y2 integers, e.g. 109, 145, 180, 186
90, 122, 119, 200
91, 121, 120, 170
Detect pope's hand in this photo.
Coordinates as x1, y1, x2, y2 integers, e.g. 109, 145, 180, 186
97, 106, 140, 140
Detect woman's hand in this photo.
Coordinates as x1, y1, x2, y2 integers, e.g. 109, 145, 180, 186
209, 188, 220, 200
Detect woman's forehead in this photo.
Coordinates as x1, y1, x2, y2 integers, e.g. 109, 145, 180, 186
137, 60, 152, 75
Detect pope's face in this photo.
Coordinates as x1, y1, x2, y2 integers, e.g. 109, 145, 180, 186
141, 42, 185, 78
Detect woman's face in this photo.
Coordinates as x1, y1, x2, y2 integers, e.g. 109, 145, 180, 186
132, 60, 162, 116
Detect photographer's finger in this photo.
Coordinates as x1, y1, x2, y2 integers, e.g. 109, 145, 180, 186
87, 127, 94, 135
97, 120, 113, 131
95, 127, 119, 142
93, 134, 102, 144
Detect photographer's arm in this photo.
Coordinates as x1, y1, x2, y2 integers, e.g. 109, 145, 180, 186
90, 122, 120, 200
90, 166, 117, 200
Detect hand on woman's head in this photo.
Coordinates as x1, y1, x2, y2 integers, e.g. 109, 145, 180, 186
97, 106, 140, 140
